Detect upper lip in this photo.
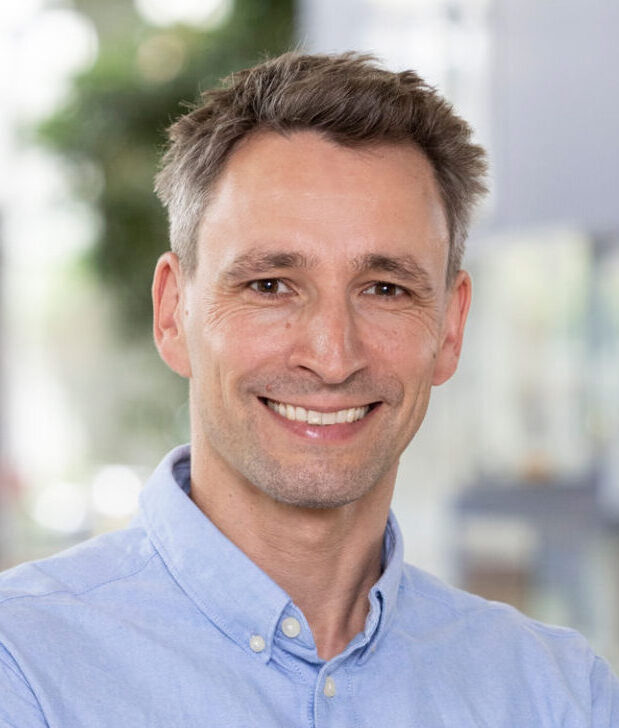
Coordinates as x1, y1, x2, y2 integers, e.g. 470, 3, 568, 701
259, 396, 379, 412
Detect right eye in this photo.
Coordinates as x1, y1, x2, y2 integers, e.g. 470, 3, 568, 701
248, 279, 292, 296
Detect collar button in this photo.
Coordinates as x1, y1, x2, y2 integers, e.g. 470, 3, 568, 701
249, 634, 266, 653
281, 617, 301, 639
323, 676, 336, 697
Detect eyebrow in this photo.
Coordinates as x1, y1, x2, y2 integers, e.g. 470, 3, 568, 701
222, 249, 318, 282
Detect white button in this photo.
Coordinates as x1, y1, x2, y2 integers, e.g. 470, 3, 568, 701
323, 676, 336, 698
281, 617, 301, 638
249, 635, 266, 653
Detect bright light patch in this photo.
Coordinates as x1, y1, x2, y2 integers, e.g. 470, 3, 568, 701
16, 8, 98, 119
91, 465, 141, 519
0, 0, 43, 28
134, 0, 232, 28
4, 149, 102, 264
32, 481, 89, 534
23, 8, 98, 77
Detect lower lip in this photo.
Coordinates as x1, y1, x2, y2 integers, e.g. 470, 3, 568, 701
260, 400, 380, 442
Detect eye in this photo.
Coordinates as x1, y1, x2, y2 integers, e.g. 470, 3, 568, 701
249, 278, 292, 296
362, 281, 407, 297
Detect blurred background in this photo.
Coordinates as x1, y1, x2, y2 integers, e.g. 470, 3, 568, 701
1, 0, 617, 668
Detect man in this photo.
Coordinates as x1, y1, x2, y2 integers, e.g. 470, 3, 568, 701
0, 52, 616, 726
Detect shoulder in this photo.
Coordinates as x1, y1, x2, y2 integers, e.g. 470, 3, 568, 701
0, 525, 159, 723
399, 563, 618, 702
0, 523, 156, 616
390, 564, 619, 724
399, 561, 593, 653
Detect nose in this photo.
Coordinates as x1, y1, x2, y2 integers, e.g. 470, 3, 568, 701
288, 295, 368, 384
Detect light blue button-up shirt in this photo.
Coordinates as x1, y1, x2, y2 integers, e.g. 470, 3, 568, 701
0, 445, 617, 726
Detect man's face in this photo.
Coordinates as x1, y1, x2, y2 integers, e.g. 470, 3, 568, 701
160, 130, 470, 509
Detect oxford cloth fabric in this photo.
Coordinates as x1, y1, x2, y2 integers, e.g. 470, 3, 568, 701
0, 445, 617, 727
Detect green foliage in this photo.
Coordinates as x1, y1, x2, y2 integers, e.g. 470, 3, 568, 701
39, 0, 295, 335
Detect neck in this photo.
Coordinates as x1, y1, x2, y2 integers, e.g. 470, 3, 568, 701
190, 448, 395, 660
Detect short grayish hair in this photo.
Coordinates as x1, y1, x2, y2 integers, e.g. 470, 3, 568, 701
155, 51, 488, 283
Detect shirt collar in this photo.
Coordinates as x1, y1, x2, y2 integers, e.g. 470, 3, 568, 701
359, 511, 403, 661
139, 445, 404, 663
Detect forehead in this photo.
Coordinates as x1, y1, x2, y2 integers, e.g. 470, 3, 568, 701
196, 130, 449, 275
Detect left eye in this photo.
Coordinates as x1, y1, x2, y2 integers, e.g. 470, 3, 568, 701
363, 282, 406, 297
249, 279, 292, 295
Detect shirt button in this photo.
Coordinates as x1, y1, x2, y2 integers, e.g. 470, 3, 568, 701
249, 635, 266, 653
323, 676, 336, 697
281, 617, 301, 638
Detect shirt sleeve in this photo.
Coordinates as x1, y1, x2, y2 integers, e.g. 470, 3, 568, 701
590, 655, 619, 727
0, 642, 48, 728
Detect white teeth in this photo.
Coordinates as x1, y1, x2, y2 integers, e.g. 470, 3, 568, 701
266, 399, 371, 425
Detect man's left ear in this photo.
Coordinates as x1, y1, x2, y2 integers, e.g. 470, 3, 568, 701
432, 270, 472, 386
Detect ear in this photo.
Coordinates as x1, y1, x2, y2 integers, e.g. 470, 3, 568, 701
152, 252, 192, 378
432, 270, 472, 386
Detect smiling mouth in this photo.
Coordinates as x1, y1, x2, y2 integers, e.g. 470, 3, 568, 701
260, 398, 378, 426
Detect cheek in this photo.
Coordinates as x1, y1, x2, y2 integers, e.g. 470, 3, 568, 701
189, 307, 294, 380
360, 312, 440, 371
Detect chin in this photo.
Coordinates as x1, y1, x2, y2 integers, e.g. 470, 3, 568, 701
245, 460, 387, 510
263, 487, 362, 511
